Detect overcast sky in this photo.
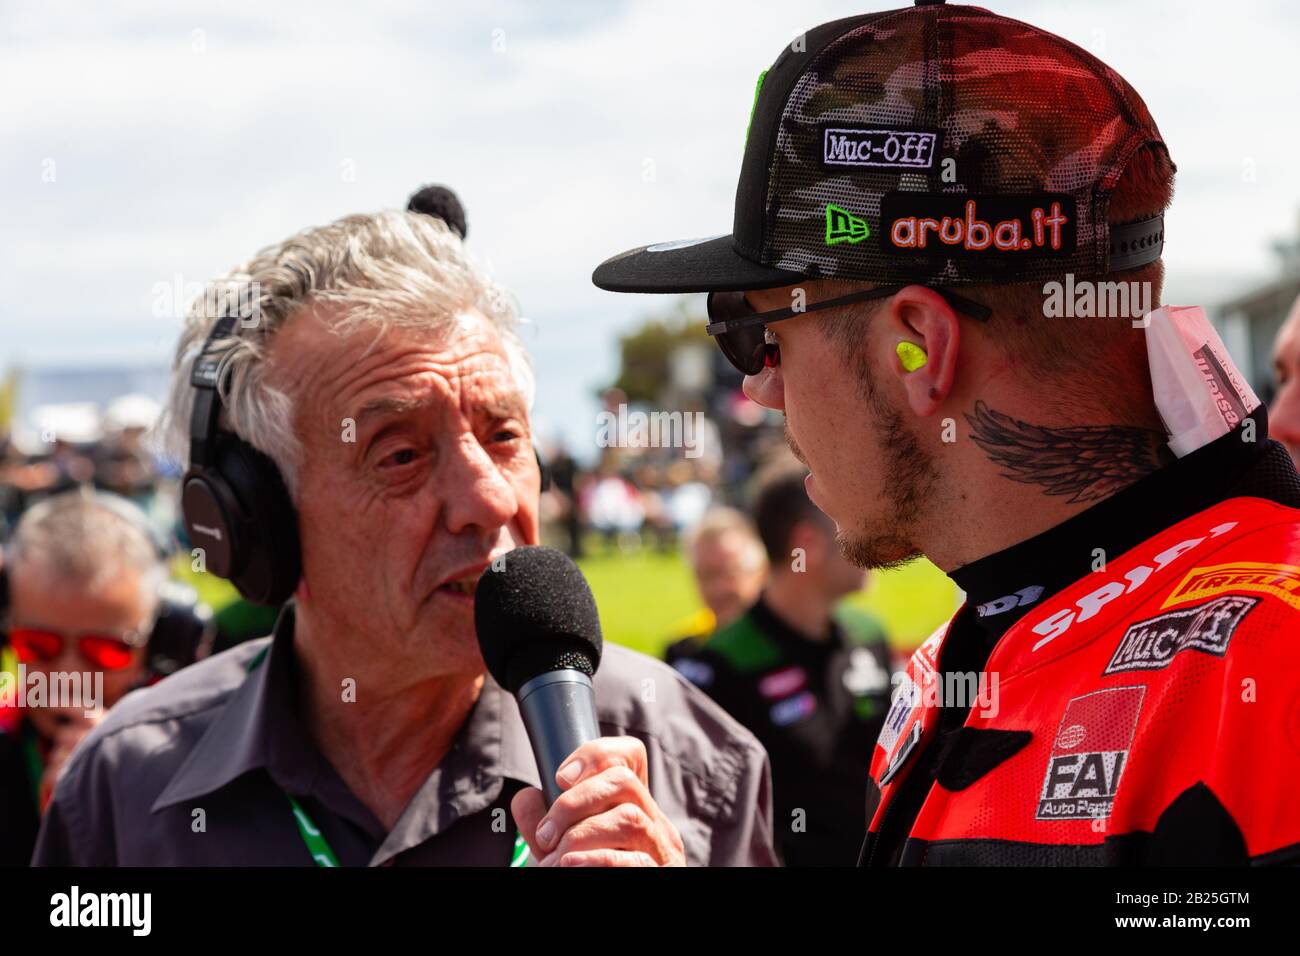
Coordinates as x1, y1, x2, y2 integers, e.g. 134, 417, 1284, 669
3, 0, 1298, 453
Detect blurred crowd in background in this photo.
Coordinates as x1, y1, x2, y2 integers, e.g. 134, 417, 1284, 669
0, 393, 167, 534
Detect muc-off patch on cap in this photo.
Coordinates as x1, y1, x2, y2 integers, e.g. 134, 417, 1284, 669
592, 0, 1171, 294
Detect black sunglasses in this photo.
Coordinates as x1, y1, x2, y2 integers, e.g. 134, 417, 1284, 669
705, 285, 992, 376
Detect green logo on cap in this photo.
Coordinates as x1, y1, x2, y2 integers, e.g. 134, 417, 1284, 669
745, 69, 767, 149
825, 204, 870, 245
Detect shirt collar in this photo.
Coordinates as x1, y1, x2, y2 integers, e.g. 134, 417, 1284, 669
369, 675, 541, 865
153, 602, 544, 863
748, 594, 844, 658
151, 602, 323, 813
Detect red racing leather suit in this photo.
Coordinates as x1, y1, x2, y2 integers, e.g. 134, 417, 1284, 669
861, 495, 1300, 865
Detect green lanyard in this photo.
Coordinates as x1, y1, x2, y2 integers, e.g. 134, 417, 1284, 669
287, 793, 530, 867
245, 643, 529, 867
287, 794, 341, 867
21, 723, 44, 808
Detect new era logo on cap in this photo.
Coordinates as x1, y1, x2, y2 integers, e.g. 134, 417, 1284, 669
825, 204, 869, 245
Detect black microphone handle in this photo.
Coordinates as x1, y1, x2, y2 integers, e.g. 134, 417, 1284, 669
516, 669, 601, 806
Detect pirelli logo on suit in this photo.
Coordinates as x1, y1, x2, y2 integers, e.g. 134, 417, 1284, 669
1162, 562, 1300, 612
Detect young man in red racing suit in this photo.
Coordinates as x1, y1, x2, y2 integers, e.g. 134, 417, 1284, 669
856, 406, 1300, 865
586, 1, 1300, 865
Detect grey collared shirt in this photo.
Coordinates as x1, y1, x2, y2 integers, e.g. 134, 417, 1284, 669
32, 605, 777, 866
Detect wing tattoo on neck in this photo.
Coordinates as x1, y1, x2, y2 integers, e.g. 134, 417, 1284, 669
965, 400, 1165, 505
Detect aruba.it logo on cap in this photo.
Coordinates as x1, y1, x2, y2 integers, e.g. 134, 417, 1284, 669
881, 193, 1076, 256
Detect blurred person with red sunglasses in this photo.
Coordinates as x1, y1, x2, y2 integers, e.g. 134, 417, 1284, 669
0, 490, 165, 865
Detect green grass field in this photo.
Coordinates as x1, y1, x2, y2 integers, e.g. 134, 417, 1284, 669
175, 544, 960, 660
576, 545, 958, 657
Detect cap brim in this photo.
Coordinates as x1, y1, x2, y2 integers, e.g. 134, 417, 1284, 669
592, 234, 806, 294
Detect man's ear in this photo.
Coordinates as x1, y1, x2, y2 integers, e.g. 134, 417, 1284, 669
884, 285, 961, 416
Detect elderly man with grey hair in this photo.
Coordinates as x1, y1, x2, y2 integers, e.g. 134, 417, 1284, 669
33, 210, 776, 867
2, 491, 165, 865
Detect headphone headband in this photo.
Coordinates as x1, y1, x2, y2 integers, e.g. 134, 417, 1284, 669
188, 314, 239, 470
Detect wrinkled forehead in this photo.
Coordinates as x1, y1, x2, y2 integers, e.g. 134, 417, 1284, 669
282, 303, 508, 362
9, 554, 154, 613
273, 305, 530, 414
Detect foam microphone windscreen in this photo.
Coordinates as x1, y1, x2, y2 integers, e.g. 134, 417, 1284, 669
406, 184, 468, 239
474, 546, 603, 694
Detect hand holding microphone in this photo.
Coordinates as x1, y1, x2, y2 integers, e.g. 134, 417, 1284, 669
475, 546, 686, 867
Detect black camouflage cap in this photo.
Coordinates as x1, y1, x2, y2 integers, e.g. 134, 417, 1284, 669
593, 0, 1171, 294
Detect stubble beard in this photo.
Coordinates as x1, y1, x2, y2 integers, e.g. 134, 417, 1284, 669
834, 371, 937, 571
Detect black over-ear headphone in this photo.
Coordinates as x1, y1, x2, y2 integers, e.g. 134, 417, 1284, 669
181, 314, 301, 606
181, 315, 551, 607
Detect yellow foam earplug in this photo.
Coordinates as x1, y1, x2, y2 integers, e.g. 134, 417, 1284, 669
896, 341, 928, 372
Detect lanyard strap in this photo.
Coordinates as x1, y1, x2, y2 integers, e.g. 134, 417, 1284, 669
287, 792, 530, 867
247, 644, 529, 866
287, 794, 340, 867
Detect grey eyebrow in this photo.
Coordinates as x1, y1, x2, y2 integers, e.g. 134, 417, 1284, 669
355, 394, 527, 429
356, 397, 430, 426
480, 395, 529, 421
